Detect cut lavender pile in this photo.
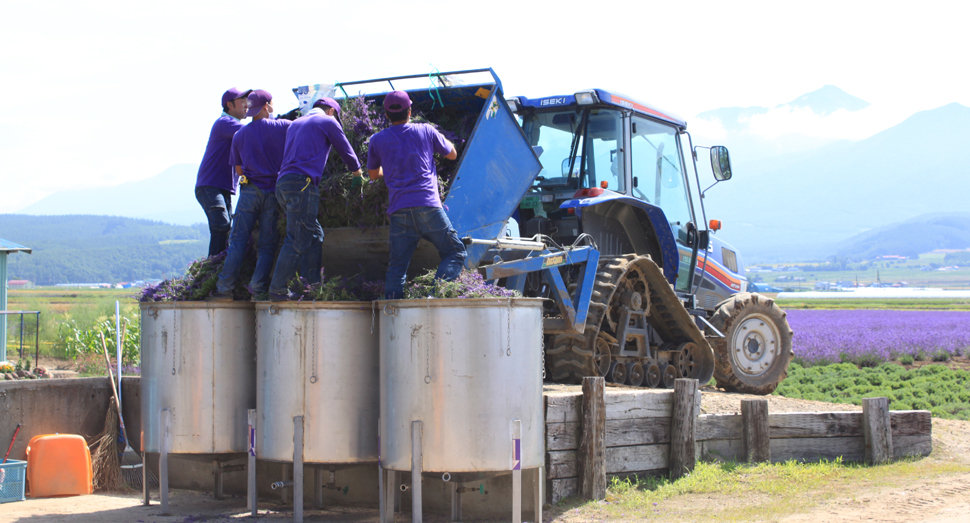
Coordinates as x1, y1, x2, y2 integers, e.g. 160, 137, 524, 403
139, 248, 256, 302
286, 272, 385, 302
314, 96, 473, 229
404, 270, 519, 299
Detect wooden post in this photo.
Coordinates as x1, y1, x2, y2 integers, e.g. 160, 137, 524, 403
863, 397, 893, 465
741, 399, 770, 462
579, 377, 606, 500
669, 379, 698, 480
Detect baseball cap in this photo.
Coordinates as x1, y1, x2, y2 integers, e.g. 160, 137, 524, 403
222, 87, 253, 106
383, 90, 412, 112
246, 89, 272, 117
312, 97, 341, 118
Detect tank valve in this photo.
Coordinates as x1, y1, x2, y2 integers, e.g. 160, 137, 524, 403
271, 480, 294, 490
456, 483, 487, 495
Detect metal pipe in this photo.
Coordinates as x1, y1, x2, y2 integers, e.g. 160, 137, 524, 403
313, 466, 324, 509
451, 481, 462, 522
159, 409, 170, 515
411, 420, 423, 523
214, 460, 224, 500
512, 420, 522, 523
141, 430, 149, 506
271, 480, 294, 490
294, 415, 304, 523
281, 463, 290, 503
534, 466, 544, 523
248, 409, 257, 516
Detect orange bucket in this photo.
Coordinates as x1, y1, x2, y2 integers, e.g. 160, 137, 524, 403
25, 434, 93, 497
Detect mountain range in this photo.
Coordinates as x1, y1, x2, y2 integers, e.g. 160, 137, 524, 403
705, 101, 970, 261
18, 164, 203, 226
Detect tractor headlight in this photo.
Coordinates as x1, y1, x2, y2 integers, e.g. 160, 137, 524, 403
575, 90, 598, 105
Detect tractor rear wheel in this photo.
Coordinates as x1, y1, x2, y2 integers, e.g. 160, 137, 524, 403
710, 293, 794, 395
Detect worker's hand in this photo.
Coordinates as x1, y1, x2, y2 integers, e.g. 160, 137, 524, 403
351, 170, 366, 190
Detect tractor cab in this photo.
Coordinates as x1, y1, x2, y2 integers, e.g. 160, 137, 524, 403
508, 89, 727, 298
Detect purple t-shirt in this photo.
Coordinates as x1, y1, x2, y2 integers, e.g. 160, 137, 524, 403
278, 111, 361, 185
367, 123, 452, 214
229, 118, 292, 192
196, 114, 245, 193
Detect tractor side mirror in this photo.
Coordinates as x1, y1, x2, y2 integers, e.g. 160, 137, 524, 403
710, 146, 733, 181
697, 230, 710, 250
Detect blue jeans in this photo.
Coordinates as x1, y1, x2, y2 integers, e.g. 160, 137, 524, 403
216, 184, 280, 295
384, 206, 467, 299
195, 186, 233, 256
269, 174, 323, 295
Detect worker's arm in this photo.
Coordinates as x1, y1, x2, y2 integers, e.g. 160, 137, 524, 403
234, 165, 243, 177
444, 140, 457, 161
369, 167, 383, 180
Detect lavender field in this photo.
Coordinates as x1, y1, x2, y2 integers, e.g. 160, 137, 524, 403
787, 309, 970, 365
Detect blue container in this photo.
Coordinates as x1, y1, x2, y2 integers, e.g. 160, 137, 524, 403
0, 459, 27, 503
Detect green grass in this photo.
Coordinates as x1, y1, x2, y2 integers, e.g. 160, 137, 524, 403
5, 287, 140, 360
775, 362, 970, 420
553, 458, 970, 522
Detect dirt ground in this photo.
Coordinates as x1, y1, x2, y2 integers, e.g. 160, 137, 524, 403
3, 395, 969, 523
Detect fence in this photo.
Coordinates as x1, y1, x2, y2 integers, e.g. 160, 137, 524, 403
1, 310, 40, 364
544, 378, 933, 503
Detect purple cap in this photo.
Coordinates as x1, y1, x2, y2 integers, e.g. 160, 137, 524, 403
383, 90, 412, 112
246, 89, 272, 117
312, 97, 341, 117
222, 87, 253, 107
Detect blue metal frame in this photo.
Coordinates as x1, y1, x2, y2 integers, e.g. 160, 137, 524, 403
558, 193, 680, 286
480, 246, 599, 334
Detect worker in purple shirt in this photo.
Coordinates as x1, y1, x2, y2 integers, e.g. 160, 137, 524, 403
195, 87, 252, 256
268, 97, 362, 301
210, 90, 292, 301
367, 90, 467, 299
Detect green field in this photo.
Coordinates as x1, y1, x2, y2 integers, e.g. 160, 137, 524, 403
4, 287, 140, 361
752, 252, 970, 290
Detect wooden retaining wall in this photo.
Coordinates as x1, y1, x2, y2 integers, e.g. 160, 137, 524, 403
544, 381, 933, 504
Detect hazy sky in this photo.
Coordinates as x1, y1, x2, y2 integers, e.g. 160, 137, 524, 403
2, 0, 967, 212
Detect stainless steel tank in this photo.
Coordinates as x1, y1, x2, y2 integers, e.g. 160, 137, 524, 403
378, 298, 544, 474
255, 302, 379, 463
140, 302, 256, 454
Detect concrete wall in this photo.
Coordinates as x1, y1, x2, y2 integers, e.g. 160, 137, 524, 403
1, 377, 540, 520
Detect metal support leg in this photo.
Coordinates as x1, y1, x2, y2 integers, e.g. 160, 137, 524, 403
294, 416, 304, 523
248, 409, 257, 516
394, 469, 401, 513
214, 460, 224, 499
159, 409, 170, 516
142, 431, 149, 506
450, 481, 462, 521
382, 469, 397, 523
313, 466, 323, 509
512, 420, 522, 523
533, 466, 543, 523
281, 463, 291, 504
411, 420, 423, 523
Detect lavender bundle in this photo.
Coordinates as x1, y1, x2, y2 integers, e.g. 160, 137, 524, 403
404, 270, 519, 299
139, 246, 256, 302
286, 272, 385, 302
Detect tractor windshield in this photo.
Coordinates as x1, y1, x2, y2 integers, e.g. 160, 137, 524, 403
520, 108, 624, 192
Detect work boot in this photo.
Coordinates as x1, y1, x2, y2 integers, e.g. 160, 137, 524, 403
269, 292, 289, 303
251, 292, 271, 302
207, 291, 234, 302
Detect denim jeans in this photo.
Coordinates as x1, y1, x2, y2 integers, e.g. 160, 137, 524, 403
384, 206, 467, 299
195, 185, 233, 256
269, 174, 324, 295
216, 184, 280, 295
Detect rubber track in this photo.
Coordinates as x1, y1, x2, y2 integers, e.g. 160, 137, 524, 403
546, 254, 714, 384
